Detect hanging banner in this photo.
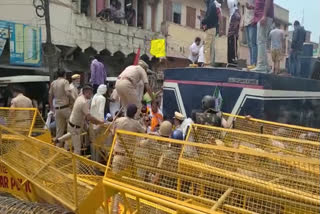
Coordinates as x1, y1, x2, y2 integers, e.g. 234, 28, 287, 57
9, 22, 42, 66
150, 39, 166, 58
0, 20, 10, 57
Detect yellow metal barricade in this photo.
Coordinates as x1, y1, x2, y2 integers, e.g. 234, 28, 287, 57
186, 123, 320, 159
223, 113, 320, 141
0, 124, 106, 213
104, 130, 320, 214
90, 123, 113, 163
0, 107, 52, 144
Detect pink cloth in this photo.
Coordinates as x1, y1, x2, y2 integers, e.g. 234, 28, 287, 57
96, 0, 105, 14
254, 0, 274, 24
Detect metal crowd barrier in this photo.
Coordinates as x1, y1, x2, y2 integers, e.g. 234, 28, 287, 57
103, 130, 320, 214
186, 123, 320, 159
223, 113, 320, 141
0, 124, 106, 213
0, 107, 52, 144
1, 113, 319, 213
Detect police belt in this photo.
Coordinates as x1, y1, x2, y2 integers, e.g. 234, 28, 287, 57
69, 122, 81, 129
118, 76, 133, 84
55, 104, 69, 110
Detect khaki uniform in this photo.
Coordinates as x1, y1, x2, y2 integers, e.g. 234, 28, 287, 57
69, 83, 79, 106
133, 137, 162, 180
10, 94, 33, 129
11, 93, 33, 108
89, 124, 113, 162
204, 28, 216, 65
113, 117, 145, 155
195, 109, 222, 127
115, 66, 148, 115
157, 147, 180, 189
112, 117, 145, 213
49, 78, 72, 140
67, 95, 90, 155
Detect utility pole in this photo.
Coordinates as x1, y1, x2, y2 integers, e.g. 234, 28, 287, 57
43, 0, 55, 82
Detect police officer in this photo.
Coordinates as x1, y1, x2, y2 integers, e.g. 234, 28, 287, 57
57, 85, 104, 154
10, 85, 33, 108
112, 104, 146, 173
70, 74, 81, 103
193, 95, 230, 128
173, 111, 193, 139
112, 104, 146, 214
10, 85, 33, 130
152, 129, 182, 189
115, 60, 154, 117
49, 70, 73, 144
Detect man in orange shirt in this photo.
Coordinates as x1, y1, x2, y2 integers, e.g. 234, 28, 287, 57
150, 101, 163, 132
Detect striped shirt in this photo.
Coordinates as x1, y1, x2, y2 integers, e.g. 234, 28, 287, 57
254, 0, 274, 24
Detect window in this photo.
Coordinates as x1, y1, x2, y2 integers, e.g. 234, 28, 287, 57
172, 2, 182, 24
80, 0, 90, 16
186, 6, 196, 28
137, 0, 145, 28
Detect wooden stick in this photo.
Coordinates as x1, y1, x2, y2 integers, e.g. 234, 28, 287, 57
211, 187, 234, 211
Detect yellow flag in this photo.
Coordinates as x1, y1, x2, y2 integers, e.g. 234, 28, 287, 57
150, 39, 166, 58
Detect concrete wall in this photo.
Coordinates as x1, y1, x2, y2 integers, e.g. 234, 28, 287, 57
165, 22, 228, 63
0, 0, 161, 56
165, 22, 206, 58
274, 4, 289, 24
165, 0, 290, 67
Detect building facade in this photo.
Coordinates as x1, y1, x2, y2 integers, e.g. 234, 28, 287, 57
0, 0, 290, 77
161, 0, 290, 69
0, 0, 164, 78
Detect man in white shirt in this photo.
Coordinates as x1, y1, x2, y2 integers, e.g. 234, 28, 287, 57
269, 25, 284, 74
188, 37, 202, 64
90, 84, 107, 162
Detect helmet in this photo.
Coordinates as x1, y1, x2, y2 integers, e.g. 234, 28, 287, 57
159, 121, 173, 137
201, 95, 215, 110
171, 130, 184, 140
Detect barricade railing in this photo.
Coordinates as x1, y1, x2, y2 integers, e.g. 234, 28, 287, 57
0, 107, 52, 144
0, 124, 106, 213
90, 124, 113, 163
223, 113, 320, 141
186, 123, 320, 159
103, 130, 320, 214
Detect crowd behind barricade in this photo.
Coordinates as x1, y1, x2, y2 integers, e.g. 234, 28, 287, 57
6, 0, 309, 165
7, 54, 318, 214
6, 53, 231, 166
190, 0, 306, 76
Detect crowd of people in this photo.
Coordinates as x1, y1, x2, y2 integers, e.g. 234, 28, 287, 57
96, 0, 136, 26
189, 0, 306, 76
22, 57, 222, 166
5, 51, 233, 170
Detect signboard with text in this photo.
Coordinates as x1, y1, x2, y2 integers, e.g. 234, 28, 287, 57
0, 20, 9, 57
9, 22, 42, 66
0, 163, 37, 200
